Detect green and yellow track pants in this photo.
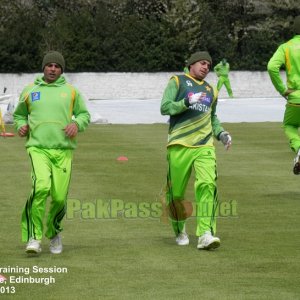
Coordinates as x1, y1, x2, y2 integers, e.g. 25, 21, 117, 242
166, 145, 218, 237
21, 147, 73, 242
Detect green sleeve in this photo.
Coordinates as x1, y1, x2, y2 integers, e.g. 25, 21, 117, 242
73, 90, 90, 132
211, 95, 224, 140
13, 91, 29, 131
267, 45, 287, 95
160, 78, 188, 116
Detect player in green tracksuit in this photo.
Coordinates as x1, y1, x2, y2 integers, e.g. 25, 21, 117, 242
14, 51, 90, 254
214, 58, 233, 98
160, 51, 232, 250
267, 16, 300, 174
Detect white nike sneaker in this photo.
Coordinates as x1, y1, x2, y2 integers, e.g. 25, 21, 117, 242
175, 232, 189, 246
50, 234, 63, 254
197, 231, 220, 250
26, 238, 42, 254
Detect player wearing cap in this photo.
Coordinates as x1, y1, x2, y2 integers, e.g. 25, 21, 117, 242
160, 51, 232, 250
14, 51, 90, 254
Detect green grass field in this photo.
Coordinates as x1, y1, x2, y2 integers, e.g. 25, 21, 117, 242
1, 123, 300, 299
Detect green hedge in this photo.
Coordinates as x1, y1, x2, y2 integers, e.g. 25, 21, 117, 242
0, 0, 299, 72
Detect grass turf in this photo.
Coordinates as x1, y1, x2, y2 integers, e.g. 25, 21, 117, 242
0, 123, 300, 299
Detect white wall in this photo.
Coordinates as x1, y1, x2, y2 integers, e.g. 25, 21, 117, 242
0, 71, 285, 100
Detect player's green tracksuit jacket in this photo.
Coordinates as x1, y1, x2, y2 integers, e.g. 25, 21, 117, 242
13, 75, 90, 148
267, 35, 300, 104
214, 62, 230, 77
160, 74, 224, 146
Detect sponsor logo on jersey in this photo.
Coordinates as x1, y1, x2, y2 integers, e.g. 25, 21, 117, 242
186, 80, 193, 87
31, 92, 40, 101
205, 86, 211, 92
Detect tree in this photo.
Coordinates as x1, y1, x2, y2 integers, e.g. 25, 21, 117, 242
0, 0, 300, 71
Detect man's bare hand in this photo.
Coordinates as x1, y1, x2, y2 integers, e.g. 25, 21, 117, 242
18, 125, 29, 137
64, 123, 78, 138
283, 89, 295, 98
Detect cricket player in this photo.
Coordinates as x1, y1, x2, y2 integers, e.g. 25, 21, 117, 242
214, 58, 233, 98
14, 51, 90, 254
267, 16, 300, 174
160, 51, 232, 250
